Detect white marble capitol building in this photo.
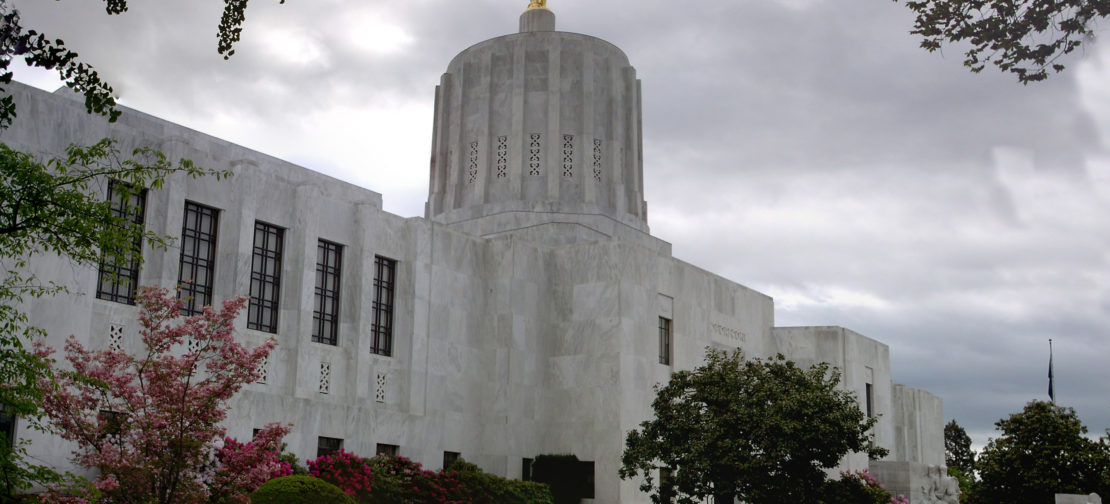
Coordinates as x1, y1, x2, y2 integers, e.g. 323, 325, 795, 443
6, 4, 952, 503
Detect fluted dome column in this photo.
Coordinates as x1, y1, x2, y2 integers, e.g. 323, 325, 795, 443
425, 6, 648, 236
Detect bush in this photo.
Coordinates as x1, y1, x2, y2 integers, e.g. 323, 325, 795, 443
304, 452, 554, 504
250, 475, 355, 504
306, 449, 375, 501
821, 470, 908, 504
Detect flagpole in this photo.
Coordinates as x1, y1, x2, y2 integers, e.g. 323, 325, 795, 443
1048, 339, 1055, 403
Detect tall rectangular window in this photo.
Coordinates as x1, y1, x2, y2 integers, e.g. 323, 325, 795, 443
312, 240, 342, 345
658, 317, 672, 365
248, 222, 284, 333
0, 407, 15, 450
96, 181, 146, 304
660, 468, 675, 504
522, 458, 533, 481
177, 202, 219, 315
371, 256, 396, 356
865, 383, 874, 418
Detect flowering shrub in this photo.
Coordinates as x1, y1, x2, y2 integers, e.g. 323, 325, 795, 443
32, 286, 290, 504
366, 454, 445, 503
821, 469, 909, 504
304, 453, 552, 504
306, 450, 376, 501
208, 426, 294, 504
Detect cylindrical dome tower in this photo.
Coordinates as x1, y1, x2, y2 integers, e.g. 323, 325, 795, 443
425, 6, 648, 235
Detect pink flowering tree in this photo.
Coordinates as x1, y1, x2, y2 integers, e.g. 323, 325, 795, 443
32, 286, 289, 504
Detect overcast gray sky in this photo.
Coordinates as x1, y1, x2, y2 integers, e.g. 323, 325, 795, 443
10, 0, 1110, 450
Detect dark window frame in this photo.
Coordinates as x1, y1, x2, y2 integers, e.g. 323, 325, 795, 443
865, 382, 875, 418
376, 443, 399, 457
317, 436, 343, 458
443, 451, 460, 469
311, 240, 343, 345
658, 317, 672, 365
247, 221, 284, 333
96, 181, 146, 304
177, 201, 220, 315
370, 255, 396, 356
521, 458, 533, 481
0, 407, 15, 450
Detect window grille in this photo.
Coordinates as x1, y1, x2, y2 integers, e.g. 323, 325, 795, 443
96, 181, 146, 304
248, 222, 284, 333
371, 256, 396, 356
658, 317, 672, 365
178, 202, 219, 315
312, 240, 342, 345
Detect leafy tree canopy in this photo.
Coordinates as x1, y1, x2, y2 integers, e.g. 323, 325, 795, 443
619, 348, 887, 504
0, 0, 283, 129
969, 400, 1110, 504
897, 0, 1110, 83
944, 419, 975, 476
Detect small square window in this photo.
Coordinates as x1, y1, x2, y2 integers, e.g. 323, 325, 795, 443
376, 443, 399, 457
443, 451, 460, 469
317, 436, 343, 458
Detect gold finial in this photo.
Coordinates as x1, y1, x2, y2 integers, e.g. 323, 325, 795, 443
526, 0, 548, 11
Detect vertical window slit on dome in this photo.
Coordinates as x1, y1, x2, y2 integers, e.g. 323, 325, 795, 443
593, 139, 602, 182
467, 141, 479, 184
496, 136, 508, 179
562, 134, 574, 178
529, 133, 542, 176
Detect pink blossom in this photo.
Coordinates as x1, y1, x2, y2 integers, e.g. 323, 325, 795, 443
34, 286, 289, 504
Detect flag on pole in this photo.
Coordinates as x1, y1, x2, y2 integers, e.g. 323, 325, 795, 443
1048, 339, 1055, 402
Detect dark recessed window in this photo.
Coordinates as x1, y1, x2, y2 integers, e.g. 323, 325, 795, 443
658, 317, 672, 365
317, 436, 343, 458
443, 451, 460, 469
660, 468, 675, 504
96, 181, 146, 304
98, 409, 127, 446
376, 443, 399, 457
522, 458, 533, 481
866, 383, 875, 418
371, 256, 396, 356
0, 407, 14, 450
178, 202, 219, 314
312, 240, 342, 345
579, 461, 595, 499
248, 221, 284, 333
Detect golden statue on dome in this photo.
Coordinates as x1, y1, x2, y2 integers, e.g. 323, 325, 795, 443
526, 0, 548, 10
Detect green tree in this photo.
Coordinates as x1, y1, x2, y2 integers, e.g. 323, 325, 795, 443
970, 400, 1110, 504
0, 0, 282, 128
619, 348, 887, 504
0, 139, 227, 500
944, 419, 975, 475
896, 0, 1109, 84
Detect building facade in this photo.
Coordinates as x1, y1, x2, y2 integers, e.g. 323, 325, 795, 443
3, 6, 951, 503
